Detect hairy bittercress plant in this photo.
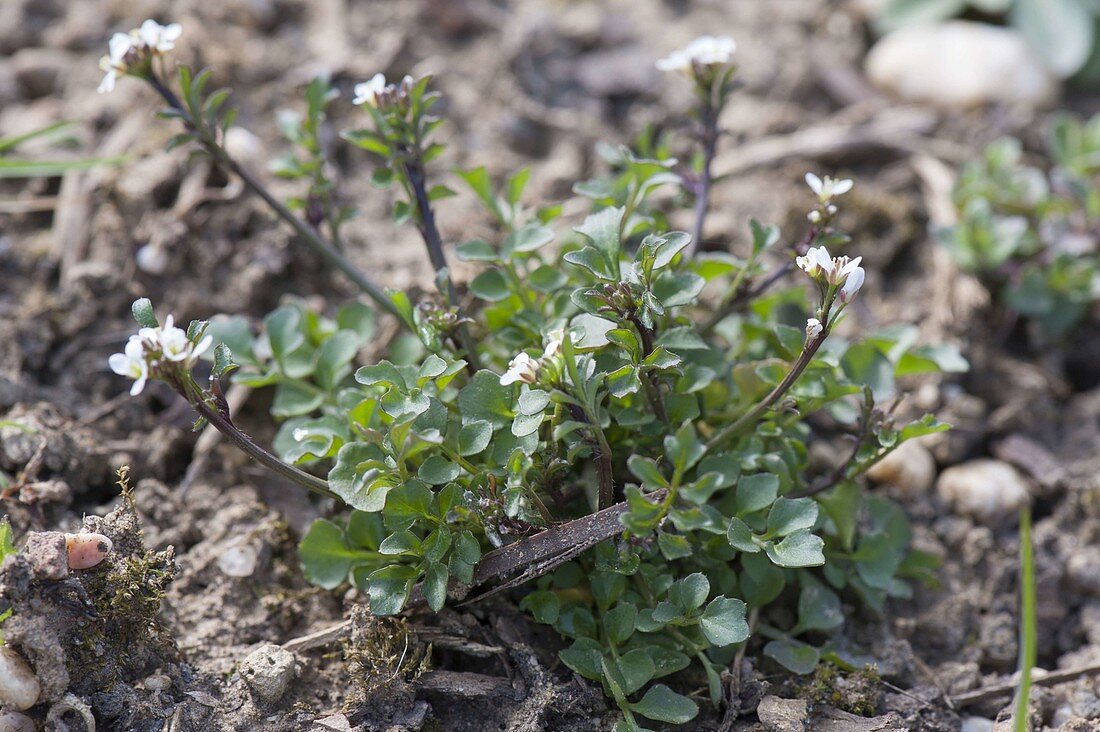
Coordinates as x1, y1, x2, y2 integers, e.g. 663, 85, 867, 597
102, 23, 959, 728
940, 115, 1100, 341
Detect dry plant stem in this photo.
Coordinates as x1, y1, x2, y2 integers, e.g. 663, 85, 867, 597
403, 156, 482, 372
949, 663, 1100, 708
146, 76, 398, 319
705, 328, 828, 453
688, 101, 719, 256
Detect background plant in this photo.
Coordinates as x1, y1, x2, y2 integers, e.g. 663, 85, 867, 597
101, 23, 964, 729
938, 114, 1100, 341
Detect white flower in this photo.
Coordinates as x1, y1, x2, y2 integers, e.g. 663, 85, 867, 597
108, 336, 149, 395
657, 35, 736, 73
98, 32, 134, 93
542, 329, 565, 359
805, 318, 823, 341
500, 352, 539, 386
137, 19, 182, 54
838, 265, 865, 303
805, 173, 853, 204
97, 20, 181, 94
795, 246, 835, 279
353, 74, 387, 107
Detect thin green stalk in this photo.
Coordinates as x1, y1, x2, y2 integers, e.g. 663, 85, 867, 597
147, 76, 399, 319
1013, 505, 1036, 731
704, 329, 826, 453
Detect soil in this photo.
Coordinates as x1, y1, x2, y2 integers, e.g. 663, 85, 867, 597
2, 0, 1100, 730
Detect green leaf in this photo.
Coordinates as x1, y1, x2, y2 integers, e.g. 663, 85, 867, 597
560, 639, 604, 681
379, 530, 421, 555
627, 455, 669, 488
421, 528, 452, 563
735, 473, 779, 515
766, 497, 819, 537
518, 389, 551, 415
563, 246, 616, 280
670, 573, 710, 612
456, 239, 498, 262
520, 589, 560, 624
795, 584, 844, 634
766, 530, 826, 568
604, 602, 638, 644
367, 565, 418, 615
423, 562, 449, 611
616, 649, 656, 695
841, 342, 895, 401
574, 206, 624, 260
726, 517, 761, 553
1012, 0, 1094, 77
504, 223, 554, 255
457, 420, 494, 456
469, 268, 511, 302
272, 381, 325, 417
764, 637, 820, 675
700, 596, 750, 646
628, 684, 698, 724
385, 480, 434, 529
131, 298, 158, 328
457, 371, 513, 428
265, 307, 305, 368
652, 270, 705, 308
418, 455, 460, 484
299, 519, 356, 589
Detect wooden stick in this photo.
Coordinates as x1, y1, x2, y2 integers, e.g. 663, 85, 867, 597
948, 663, 1100, 708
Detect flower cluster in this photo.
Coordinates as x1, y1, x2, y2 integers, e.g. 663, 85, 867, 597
108, 315, 211, 395
499, 330, 564, 386
805, 173, 853, 224
656, 35, 737, 74
353, 73, 414, 110
98, 19, 182, 93
796, 246, 866, 304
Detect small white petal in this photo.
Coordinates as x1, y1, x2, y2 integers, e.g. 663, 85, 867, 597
833, 179, 853, 196
805, 173, 823, 196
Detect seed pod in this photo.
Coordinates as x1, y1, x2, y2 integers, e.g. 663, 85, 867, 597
0, 646, 40, 711
64, 532, 113, 570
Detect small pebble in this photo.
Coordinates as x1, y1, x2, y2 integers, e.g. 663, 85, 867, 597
936, 459, 1030, 524
0, 646, 41, 711
218, 543, 259, 578
143, 673, 171, 692
866, 439, 937, 497
239, 643, 296, 704
64, 532, 113, 569
0, 711, 35, 732
960, 717, 995, 732
23, 531, 69, 580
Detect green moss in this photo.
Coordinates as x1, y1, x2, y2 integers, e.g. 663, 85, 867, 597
797, 663, 881, 717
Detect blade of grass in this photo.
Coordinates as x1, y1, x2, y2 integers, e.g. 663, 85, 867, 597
0, 156, 128, 178
1013, 504, 1036, 731
0, 121, 75, 154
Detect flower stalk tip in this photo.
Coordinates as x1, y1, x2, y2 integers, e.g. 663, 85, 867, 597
98, 19, 182, 94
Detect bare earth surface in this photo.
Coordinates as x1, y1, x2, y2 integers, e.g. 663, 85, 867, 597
3, 0, 1100, 730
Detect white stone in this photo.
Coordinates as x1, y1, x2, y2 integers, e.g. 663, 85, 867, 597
239, 643, 296, 703
961, 717, 995, 732
218, 543, 259, 578
866, 439, 937, 497
936, 459, 1030, 524
866, 22, 1057, 108
0, 711, 34, 732
0, 646, 40, 711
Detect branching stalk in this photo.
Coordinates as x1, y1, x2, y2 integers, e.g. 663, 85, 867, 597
687, 100, 719, 256
147, 76, 399, 319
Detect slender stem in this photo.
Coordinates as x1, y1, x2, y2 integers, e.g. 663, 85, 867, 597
1013, 505, 1036, 731
188, 393, 338, 500
627, 315, 668, 424
403, 155, 482, 373
147, 76, 400, 319
705, 328, 827, 453
593, 426, 615, 511
687, 101, 719, 257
